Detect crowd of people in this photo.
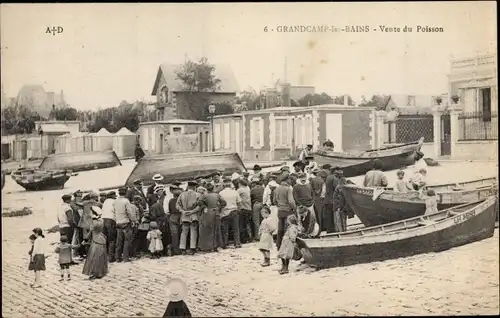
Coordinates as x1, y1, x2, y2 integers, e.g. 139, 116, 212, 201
25, 149, 430, 286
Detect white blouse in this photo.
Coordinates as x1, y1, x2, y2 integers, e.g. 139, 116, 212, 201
32, 237, 46, 255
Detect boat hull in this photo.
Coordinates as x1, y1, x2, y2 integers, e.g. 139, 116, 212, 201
14, 175, 70, 191
313, 139, 424, 178
125, 152, 247, 187
298, 198, 497, 269
342, 184, 498, 227
39, 151, 122, 172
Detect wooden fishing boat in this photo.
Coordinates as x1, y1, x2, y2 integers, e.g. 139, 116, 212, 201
313, 138, 425, 178
11, 168, 71, 191
39, 150, 122, 173
125, 152, 247, 186
342, 178, 498, 227
297, 197, 497, 269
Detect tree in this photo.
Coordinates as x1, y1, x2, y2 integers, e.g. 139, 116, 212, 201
358, 95, 390, 110
175, 57, 224, 120
235, 89, 262, 111
333, 95, 355, 106
0, 104, 41, 134
298, 93, 334, 106
54, 107, 78, 121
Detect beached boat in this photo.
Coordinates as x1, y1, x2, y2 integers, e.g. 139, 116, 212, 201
38, 150, 122, 172
297, 197, 497, 269
11, 168, 71, 191
342, 178, 498, 227
125, 152, 247, 186
313, 138, 425, 178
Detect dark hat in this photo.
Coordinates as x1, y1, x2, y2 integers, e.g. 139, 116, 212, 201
73, 190, 82, 197
107, 191, 117, 197
305, 156, 314, 160
330, 166, 341, 171
253, 164, 262, 171
242, 171, 250, 177
293, 161, 306, 168
172, 180, 182, 186
280, 166, 290, 171
321, 164, 332, 170
187, 181, 198, 187
205, 183, 214, 191
118, 187, 128, 195
222, 177, 232, 183
212, 171, 221, 176
133, 179, 142, 185
99, 192, 107, 197
32, 227, 44, 238
61, 194, 72, 201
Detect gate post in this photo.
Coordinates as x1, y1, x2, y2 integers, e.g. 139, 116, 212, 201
432, 107, 443, 158
374, 111, 387, 149
449, 106, 463, 159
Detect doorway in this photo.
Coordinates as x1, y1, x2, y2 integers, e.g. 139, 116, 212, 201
440, 114, 451, 156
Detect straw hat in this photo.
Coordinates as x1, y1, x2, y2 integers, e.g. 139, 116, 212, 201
91, 206, 102, 219
165, 278, 188, 302
152, 174, 164, 182
231, 172, 240, 181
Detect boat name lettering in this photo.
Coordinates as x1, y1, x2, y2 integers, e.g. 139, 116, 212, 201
357, 189, 373, 195
453, 210, 476, 224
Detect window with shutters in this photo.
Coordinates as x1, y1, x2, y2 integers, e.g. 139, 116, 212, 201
214, 123, 221, 149
275, 118, 288, 147
250, 118, 263, 148
224, 122, 231, 148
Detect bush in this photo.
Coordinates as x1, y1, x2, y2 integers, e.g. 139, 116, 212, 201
2, 207, 33, 218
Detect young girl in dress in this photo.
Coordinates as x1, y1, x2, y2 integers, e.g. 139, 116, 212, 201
28, 234, 36, 280
147, 221, 164, 259
31, 228, 46, 288
425, 189, 439, 215
277, 214, 299, 275
258, 206, 275, 267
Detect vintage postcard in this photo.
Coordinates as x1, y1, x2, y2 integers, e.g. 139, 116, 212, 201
1, 2, 498, 317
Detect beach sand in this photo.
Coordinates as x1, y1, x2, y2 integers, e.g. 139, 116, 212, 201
1, 160, 498, 316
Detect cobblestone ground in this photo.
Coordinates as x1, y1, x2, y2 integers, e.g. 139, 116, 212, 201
2, 161, 499, 316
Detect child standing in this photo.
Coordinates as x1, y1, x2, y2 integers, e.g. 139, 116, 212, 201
55, 235, 79, 281
147, 221, 164, 258
277, 214, 299, 275
258, 206, 275, 267
425, 189, 439, 215
28, 234, 36, 275
31, 228, 46, 288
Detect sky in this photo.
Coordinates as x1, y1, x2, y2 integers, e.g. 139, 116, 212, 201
1, 2, 496, 110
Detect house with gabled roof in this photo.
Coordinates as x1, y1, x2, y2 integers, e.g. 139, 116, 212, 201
151, 63, 239, 120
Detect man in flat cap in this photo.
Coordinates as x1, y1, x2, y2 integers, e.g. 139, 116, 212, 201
211, 172, 224, 194
176, 181, 201, 255
70, 190, 84, 258
59, 194, 76, 243
127, 179, 147, 211
309, 167, 325, 232
298, 144, 313, 166
115, 187, 137, 262
251, 164, 265, 182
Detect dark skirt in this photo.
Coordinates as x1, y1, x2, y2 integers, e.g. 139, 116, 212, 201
32, 254, 46, 271
82, 241, 108, 278
198, 208, 218, 251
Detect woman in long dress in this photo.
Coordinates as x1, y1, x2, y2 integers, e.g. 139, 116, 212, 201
197, 183, 226, 252
82, 206, 108, 280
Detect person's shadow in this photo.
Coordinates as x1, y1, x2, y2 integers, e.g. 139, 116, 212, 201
162, 278, 192, 318
163, 300, 191, 318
